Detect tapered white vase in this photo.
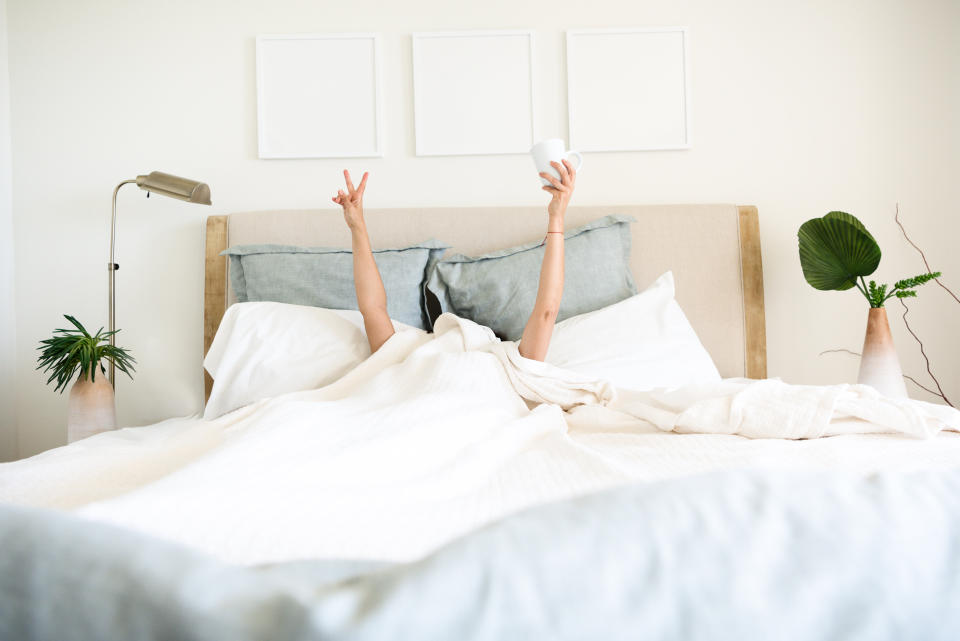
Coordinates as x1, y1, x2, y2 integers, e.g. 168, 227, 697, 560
856, 308, 908, 398
67, 370, 117, 443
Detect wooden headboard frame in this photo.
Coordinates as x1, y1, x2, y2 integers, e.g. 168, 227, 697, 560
202, 205, 766, 400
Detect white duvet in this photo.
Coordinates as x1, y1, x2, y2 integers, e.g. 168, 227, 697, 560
2, 314, 958, 565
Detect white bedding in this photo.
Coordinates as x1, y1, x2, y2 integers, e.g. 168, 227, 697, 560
2, 314, 958, 566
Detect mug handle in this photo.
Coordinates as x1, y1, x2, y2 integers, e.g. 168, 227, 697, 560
565, 150, 583, 172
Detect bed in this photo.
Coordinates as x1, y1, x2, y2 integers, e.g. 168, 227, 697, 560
1, 204, 959, 641
203, 204, 768, 396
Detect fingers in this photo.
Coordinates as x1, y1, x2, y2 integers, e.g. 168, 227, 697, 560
540, 171, 573, 194
551, 160, 570, 184
551, 160, 577, 188
357, 171, 369, 197
343, 169, 356, 193
539, 171, 564, 190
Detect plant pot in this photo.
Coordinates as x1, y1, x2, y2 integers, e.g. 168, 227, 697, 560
67, 370, 117, 443
857, 308, 908, 398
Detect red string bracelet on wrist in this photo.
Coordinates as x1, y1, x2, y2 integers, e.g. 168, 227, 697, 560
543, 231, 564, 243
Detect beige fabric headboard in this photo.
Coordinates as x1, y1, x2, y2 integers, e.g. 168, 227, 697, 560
203, 205, 766, 399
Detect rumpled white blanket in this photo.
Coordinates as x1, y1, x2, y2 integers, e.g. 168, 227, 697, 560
610, 379, 960, 439
446, 314, 959, 439
5, 466, 960, 641
2, 313, 958, 565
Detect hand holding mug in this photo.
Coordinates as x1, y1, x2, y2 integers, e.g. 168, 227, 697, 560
531, 139, 580, 220
530, 139, 583, 187
541, 159, 576, 220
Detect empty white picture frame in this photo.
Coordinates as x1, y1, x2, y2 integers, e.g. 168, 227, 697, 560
566, 27, 691, 151
412, 30, 536, 156
256, 34, 383, 158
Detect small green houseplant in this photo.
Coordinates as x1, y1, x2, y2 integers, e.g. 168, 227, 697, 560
36, 315, 135, 442
36, 315, 136, 392
797, 211, 941, 397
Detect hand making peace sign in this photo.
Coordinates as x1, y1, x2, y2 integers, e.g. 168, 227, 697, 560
332, 169, 370, 229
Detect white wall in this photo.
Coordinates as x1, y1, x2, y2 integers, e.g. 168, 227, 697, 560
6, 0, 959, 458
0, 0, 17, 462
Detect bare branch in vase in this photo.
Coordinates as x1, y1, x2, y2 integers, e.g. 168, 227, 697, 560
898, 299, 954, 407
895, 203, 959, 304
889, 204, 955, 407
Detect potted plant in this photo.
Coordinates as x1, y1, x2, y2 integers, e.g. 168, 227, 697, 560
36, 315, 136, 442
798, 211, 940, 397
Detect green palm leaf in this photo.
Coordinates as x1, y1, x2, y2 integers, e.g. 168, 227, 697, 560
823, 210, 877, 244
798, 212, 881, 291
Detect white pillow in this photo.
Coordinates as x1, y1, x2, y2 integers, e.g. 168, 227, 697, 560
545, 272, 721, 391
204, 302, 420, 419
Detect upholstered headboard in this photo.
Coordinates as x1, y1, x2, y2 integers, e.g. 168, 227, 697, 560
203, 205, 766, 398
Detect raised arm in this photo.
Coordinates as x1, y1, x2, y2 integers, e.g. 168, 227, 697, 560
332, 170, 395, 353
518, 159, 576, 361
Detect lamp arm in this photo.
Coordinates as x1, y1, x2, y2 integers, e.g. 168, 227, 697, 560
108, 179, 137, 388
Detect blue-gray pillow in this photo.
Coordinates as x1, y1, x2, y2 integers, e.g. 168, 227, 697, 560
222, 240, 449, 330
425, 215, 637, 340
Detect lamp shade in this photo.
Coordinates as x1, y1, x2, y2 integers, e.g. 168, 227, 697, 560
135, 171, 211, 205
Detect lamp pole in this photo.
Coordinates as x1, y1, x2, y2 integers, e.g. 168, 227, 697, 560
107, 172, 211, 389
108, 179, 137, 388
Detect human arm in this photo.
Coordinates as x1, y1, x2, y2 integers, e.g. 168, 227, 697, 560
332, 170, 395, 353
517, 158, 577, 361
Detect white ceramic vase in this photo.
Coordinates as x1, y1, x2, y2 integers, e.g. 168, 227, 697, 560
67, 370, 117, 443
856, 308, 908, 398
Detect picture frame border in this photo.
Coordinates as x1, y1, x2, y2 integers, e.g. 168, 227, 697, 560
411, 29, 537, 156
256, 32, 385, 159
565, 26, 692, 152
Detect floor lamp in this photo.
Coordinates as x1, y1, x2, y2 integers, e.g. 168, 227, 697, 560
109, 171, 212, 387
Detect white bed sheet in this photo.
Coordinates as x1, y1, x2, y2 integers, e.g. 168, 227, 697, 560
0, 408, 960, 564
2, 316, 958, 566
7, 416, 960, 564
3, 413, 958, 566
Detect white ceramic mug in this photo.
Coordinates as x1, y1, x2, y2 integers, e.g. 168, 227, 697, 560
530, 139, 583, 187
